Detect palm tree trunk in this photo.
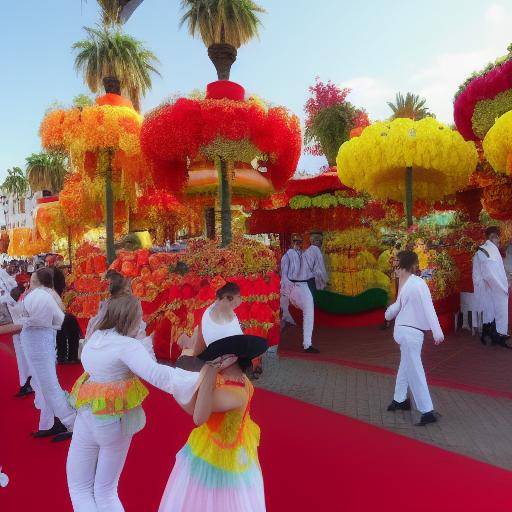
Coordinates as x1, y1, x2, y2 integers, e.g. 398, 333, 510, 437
205, 207, 216, 239
105, 149, 116, 264
217, 158, 232, 247
207, 44, 237, 80
405, 166, 413, 228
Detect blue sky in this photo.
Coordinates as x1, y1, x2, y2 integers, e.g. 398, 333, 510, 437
3, 0, 512, 179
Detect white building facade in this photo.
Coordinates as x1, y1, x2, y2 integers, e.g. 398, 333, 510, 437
0, 191, 42, 230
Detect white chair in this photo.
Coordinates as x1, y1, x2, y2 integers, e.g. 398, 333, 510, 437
456, 292, 482, 335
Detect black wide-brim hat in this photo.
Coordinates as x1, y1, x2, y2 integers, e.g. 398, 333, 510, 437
197, 335, 268, 362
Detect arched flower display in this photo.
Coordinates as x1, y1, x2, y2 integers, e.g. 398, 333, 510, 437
140, 81, 301, 246
39, 94, 148, 262
336, 117, 478, 226
454, 47, 512, 141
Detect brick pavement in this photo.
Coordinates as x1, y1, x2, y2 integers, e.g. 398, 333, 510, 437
279, 324, 512, 397
256, 348, 512, 470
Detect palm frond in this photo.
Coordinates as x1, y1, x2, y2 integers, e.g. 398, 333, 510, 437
387, 92, 432, 120
180, 0, 265, 48
25, 151, 68, 194
1, 167, 29, 198
73, 25, 160, 109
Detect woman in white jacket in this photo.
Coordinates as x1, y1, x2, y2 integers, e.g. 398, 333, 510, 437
384, 251, 444, 427
66, 294, 213, 512
18, 267, 76, 440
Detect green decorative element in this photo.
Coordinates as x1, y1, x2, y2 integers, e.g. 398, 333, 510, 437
200, 137, 260, 163
472, 89, 512, 139
218, 157, 232, 247
289, 195, 312, 209
289, 191, 368, 210
1, 167, 29, 198
101, 149, 116, 265
334, 190, 368, 208
313, 288, 389, 314
311, 193, 338, 209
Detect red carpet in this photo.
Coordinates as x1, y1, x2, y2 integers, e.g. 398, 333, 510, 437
1, 338, 511, 511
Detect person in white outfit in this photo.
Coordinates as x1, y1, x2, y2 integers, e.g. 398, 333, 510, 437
8, 286, 33, 397
303, 232, 329, 291
280, 234, 320, 353
66, 294, 206, 512
384, 251, 444, 426
472, 226, 510, 347
14, 268, 76, 441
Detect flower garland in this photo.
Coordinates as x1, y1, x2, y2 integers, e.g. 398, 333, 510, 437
140, 97, 301, 192
337, 118, 478, 202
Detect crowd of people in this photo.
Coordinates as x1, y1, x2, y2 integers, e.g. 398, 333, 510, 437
3, 225, 512, 510
3, 262, 268, 511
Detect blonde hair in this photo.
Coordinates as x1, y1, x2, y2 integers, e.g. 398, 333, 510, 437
96, 295, 142, 337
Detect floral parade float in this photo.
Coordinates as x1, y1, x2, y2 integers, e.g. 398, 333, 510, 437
83, 80, 300, 359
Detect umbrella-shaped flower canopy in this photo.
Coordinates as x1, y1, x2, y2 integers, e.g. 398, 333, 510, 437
140, 81, 301, 246
39, 96, 149, 262
337, 118, 477, 226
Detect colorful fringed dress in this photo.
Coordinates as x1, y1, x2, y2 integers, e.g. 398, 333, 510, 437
158, 375, 265, 512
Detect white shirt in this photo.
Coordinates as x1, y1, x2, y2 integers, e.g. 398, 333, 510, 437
82, 329, 199, 406
21, 287, 65, 330
385, 275, 443, 341
201, 305, 243, 346
281, 249, 313, 288
303, 245, 328, 290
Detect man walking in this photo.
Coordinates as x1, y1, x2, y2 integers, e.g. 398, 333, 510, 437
472, 226, 510, 347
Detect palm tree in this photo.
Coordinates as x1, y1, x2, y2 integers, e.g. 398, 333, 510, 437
387, 92, 433, 121
25, 152, 68, 194
82, 0, 144, 26
73, 25, 160, 111
180, 0, 265, 80
1, 167, 29, 198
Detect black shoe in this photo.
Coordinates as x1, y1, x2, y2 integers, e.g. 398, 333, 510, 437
380, 321, 390, 331
15, 383, 34, 398
415, 411, 437, 426
32, 418, 67, 438
304, 346, 320, 354
387, 399, 411, 411
52, 431, 72, 443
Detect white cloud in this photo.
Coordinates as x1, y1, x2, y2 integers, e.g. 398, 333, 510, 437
340, 3, 512, 125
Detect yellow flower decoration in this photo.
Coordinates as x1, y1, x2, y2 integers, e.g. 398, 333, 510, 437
483, 110, 512, 174
337, 117, 477, 202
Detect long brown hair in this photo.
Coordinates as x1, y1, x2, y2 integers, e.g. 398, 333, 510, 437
96, 295, 142, 337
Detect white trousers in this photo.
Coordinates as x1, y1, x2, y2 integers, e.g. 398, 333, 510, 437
393, 325, 433, 414
67, 410, 132, 512
21, 327, 76, 430
13, 333, 30, 387
491, 290, 508, 335
280, 294, 296, 325
288, 283, 314, 349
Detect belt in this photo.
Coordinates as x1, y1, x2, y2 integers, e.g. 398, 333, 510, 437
290, 279, 309, 283
398, 324, 426, 333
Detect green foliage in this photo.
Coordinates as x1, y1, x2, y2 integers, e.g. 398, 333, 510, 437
180, 0, 265, 48
73, 25, 160, 111
26, 151, 68, 194
472, 89, 512, 138
289, 191, 368, 210
1, 167, 29, 198
304, 103, 357, 165
387, 92, 433, 121
73, 94, 95, 108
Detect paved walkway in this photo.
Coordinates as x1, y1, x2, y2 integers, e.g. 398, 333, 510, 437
256, 348, 512, 471
279, 324, 512, 397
